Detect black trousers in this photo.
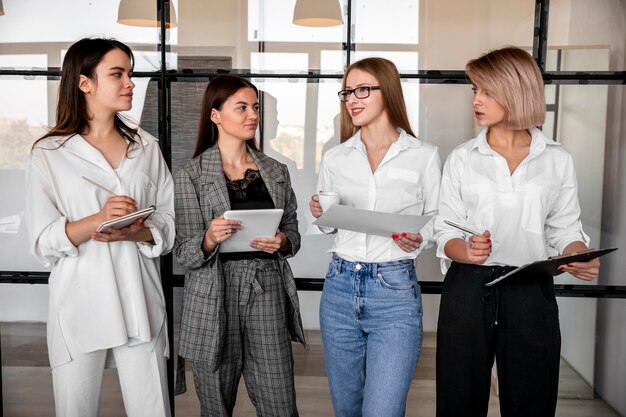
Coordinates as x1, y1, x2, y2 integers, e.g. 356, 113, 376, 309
436, 262, 561, 417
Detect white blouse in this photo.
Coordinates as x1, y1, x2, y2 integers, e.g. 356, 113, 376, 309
434, 127, 589, 271
317, 129, 441, 263
25, 130, 175, 368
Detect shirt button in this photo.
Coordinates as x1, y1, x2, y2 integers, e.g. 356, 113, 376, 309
355, 264, 363, 270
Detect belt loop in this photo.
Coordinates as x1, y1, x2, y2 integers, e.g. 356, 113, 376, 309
372, 262, 378, 279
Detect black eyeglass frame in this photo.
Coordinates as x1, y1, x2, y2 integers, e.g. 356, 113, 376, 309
337, 86, 382, 102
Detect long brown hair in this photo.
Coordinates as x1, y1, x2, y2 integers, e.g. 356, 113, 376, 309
339, 57, 415, 141
193, 75, 259, 158
32, 38, 139, 149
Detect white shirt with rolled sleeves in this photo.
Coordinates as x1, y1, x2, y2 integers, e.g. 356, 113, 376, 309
434, 127, 590, 273
317, 128, 441, 263
25, 130, 175, 368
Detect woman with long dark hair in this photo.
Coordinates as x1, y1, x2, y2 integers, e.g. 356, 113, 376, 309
25, 38, 174, 417
174, 74, 305, 417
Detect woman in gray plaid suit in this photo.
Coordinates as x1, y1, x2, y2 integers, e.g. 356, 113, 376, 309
174, 75, 306, 417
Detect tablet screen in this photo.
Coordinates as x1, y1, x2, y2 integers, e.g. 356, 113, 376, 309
219, 208, 284, 253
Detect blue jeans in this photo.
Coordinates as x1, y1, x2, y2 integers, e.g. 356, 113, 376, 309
320, 254, 423, 417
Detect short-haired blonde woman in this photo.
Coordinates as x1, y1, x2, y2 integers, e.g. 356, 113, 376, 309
434, 47, 599, 417
309, 57, 441, 417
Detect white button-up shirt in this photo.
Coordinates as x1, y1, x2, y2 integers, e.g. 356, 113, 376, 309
434, 127, 589, 270
26, 130, 175, 368
317, 129, 441, 263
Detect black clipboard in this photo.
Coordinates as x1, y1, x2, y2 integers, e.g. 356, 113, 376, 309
485, 247, 618, 287
96, 206, 156, 233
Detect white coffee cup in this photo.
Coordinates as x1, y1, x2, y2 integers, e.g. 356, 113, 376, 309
318, 191, 340, 212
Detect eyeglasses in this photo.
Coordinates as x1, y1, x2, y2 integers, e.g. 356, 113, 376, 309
337, 86, 381, 102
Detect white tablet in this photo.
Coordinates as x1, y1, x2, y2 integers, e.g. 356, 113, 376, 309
96, 206, 156, 233
219, 208, 284, 253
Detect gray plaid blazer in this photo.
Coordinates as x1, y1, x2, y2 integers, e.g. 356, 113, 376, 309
174, 145, 306, 389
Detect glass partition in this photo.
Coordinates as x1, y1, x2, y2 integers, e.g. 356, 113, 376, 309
2, 1, 626, 416
548, 0, 625, 71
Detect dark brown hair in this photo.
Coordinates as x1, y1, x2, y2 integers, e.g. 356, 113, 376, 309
193, 75, 259, 158
33, 38, 139, 149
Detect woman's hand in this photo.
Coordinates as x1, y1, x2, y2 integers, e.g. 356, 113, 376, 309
559, 258, 599, 281
309, 194, 323, 218
91, 218, 152, 243
466, 230, 492, 264
560, 242, 600, 281
392, 232, 423, 253
250, 230, 289, 254
98, 195, 138, 223
203, 215, 243, 253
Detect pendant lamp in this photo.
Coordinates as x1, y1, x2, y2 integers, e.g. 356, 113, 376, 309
293, 0, 343, 27
118, 0, 177, 28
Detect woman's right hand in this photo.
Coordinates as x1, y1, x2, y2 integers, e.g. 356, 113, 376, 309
466, 230, 492, 264
98, 195, 138, 223
202, 215, 243, 253
309, 194, 323, 218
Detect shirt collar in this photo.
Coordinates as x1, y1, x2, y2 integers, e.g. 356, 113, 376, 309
472, 127, 559, 156
344, 128, 422, 152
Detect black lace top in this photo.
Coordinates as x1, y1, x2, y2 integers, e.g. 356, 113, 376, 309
221, 168, 277, 260
225, 168, 275, 210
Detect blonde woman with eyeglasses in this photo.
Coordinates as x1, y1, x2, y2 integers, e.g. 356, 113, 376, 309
309, 57, 442, 417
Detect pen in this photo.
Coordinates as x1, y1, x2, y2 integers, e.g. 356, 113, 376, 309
444, 219, 497, 243
82, 176, 117, 196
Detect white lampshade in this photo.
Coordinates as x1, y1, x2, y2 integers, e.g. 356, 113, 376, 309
0, 0, 5, 16
293, 0, 343, 27
118, 0, 177, 28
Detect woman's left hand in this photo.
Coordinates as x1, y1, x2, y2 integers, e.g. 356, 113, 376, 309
392, 232, 423, 253
250, 230, 287, 254
91, 219, 153, 243
559, 258, 599, 281
560, 242, 600, 281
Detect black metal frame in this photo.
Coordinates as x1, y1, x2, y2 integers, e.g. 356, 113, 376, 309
2, 0, 626, 415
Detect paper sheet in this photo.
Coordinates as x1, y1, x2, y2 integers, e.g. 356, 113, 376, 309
313, 204, 432, 237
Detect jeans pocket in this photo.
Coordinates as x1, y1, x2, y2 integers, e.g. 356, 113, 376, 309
377, 268, 416, 291
325, 260, 339, 280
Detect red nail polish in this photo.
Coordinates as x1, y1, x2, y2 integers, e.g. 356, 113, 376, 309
558, 266, 565, 271
392, 234, 399, 239
487, 239, 491, 243
567, 264, 573, 267
402, 232, 408, 237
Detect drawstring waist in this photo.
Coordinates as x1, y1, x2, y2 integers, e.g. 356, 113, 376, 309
455, 263, 516, 328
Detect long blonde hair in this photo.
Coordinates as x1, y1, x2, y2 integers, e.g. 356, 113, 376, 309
339, 57, 415, 142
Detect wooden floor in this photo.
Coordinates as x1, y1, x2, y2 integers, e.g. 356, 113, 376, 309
1, 322, 620, 417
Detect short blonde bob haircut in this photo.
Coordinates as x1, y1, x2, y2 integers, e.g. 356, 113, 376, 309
339, 57, 415, 142
466, 46, 545, 130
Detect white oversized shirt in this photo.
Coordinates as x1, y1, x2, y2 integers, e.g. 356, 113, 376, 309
434, 127, 589, 271
25, 130, 175, 368
317, 128, 441, 263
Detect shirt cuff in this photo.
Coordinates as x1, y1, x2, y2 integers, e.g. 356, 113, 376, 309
39, 217, 78, 266
137, 219, 167, 258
